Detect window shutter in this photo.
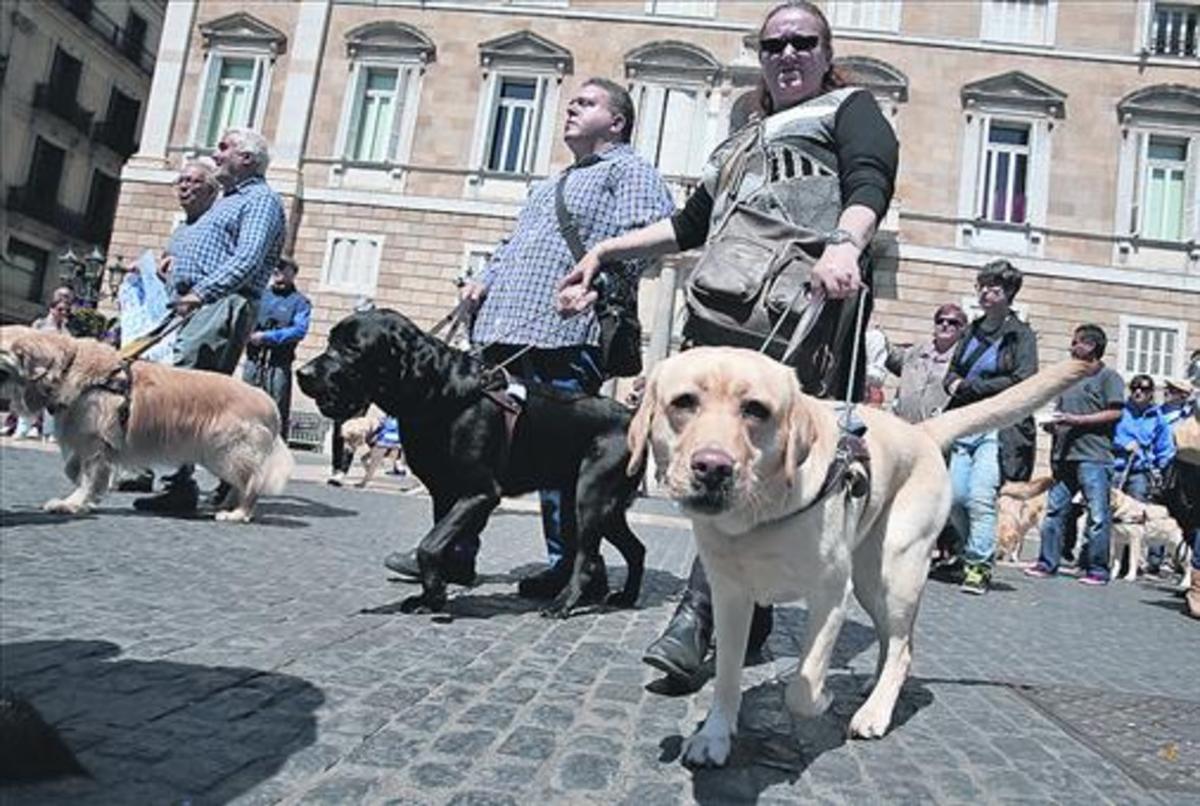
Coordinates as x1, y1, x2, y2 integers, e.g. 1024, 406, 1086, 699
635, 84, 666, 165
194, 53, 223, 146
386, 68, 409, 163
525, 77, 547, 175
344, 65, 368, 160
1132, 131, 1148, 234
248, 57, 265, 129
659, 89, 697, 177
1185, 136, 1199, 240
1028, 119, 1051, 226
957, 114, 984, 221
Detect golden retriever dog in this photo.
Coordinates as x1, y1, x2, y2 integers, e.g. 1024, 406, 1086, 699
1101, 488, 1187, 583
995, 476, 1054, 562
0, 326, 292, 522
628, 347, 1090, 765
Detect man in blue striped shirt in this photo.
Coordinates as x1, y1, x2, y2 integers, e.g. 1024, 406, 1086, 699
384, 78, 675, 595
136, 128, 287, 514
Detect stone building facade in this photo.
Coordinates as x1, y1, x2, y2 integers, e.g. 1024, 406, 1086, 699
109, 0, 1198, 429
1, 0, 165, 324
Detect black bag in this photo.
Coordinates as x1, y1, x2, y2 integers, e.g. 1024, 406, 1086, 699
682, 126, 869, 400
554, 167, 643, 378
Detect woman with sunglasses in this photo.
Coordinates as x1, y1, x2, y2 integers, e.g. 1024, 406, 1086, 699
1113, 374, 1176, 574
558, 1, 898, 689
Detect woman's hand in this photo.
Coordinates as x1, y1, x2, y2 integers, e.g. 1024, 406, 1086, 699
811, 243, 862, 300
557, 247, 603, 316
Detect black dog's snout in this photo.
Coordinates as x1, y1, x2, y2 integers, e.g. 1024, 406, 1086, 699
691, 448, 735, 489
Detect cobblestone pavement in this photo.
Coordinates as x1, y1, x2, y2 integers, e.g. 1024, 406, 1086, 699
2, 442, 1197, 805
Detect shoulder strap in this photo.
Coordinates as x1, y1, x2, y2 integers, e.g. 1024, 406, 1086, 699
553, 155, 602, 262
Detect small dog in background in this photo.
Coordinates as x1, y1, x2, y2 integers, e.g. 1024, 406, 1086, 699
337, 411, 406, 488
995, 476, 1054, 562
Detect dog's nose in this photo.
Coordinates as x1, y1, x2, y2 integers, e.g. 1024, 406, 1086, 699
691, 448, 734, 488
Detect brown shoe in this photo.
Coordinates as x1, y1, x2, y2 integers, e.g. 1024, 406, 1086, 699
1186, 571, 1200, 620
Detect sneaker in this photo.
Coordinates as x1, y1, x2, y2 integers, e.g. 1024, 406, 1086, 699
327, 471, 346, 487
1023, 563, 1054, 579
960, 564, 990, 595
1078, 573, 1108, 587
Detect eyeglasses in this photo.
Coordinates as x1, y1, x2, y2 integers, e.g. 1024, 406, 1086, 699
935, 317, 964, 327
1130, 385, 1153, 393
759, 35, 821, 55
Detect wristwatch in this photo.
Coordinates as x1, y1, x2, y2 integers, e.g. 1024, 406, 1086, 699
826, 228, 863, 248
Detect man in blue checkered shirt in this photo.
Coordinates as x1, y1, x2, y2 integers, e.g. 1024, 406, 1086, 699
136, 128, 287, 514
384, 78, 675, 596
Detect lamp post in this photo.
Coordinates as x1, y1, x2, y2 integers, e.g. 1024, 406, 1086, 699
106, 255, 129, 298
57, 246, 128, 306
57, 247, 85, 301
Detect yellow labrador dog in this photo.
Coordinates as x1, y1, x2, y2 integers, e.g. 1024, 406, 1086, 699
628, 347, 1091, 765
0, 326, 292, 522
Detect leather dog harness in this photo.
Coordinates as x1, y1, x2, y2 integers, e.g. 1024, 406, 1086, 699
46, 358, 135, 433
790, 432, 873, 518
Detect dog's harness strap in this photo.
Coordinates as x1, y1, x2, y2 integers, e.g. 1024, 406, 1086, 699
74, 360, 135, 430
483, 388, 523, 447
793, 432, 872, 517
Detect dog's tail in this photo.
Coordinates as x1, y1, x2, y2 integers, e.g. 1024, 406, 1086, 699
254, 435, 294, 496
920, 359, 1093, 451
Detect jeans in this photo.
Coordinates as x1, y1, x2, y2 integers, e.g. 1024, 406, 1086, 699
479, 344, 604, 570
948, 431, 1001, 567
1037, 461, 1112, 578
1123, 469, 1164, 570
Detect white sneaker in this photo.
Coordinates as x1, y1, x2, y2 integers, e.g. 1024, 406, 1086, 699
327, 471, 346, 487
24, 427, 41, 440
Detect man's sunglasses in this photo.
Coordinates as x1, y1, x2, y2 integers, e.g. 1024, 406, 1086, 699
1130, 385, 1154, 393
759, 35, 821, 55
935, 317, 964, 327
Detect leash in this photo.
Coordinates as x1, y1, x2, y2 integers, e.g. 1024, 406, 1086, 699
118, 311, 194, 361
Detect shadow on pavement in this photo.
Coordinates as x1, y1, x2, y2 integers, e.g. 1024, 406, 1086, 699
657, 674, 933, 804
0, 639, 322, 804
0, 509, 94, 528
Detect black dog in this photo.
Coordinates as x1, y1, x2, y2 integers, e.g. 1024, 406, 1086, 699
296, 309, 645, 617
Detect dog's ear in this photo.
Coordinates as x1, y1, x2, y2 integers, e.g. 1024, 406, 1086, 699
626, 371, 657, 477
781, 383, 816, 487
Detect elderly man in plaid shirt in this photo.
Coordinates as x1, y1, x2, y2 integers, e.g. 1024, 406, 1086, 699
384, 78, 675, 596
136, 127, 286, 514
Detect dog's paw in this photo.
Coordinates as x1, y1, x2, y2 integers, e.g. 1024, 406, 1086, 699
848, 701, 892, 740
605, 589, 638, 609
43, 498, 87, 515
214, 510, 252, 523
681, 724, 733, 768
785, 679, 832, 718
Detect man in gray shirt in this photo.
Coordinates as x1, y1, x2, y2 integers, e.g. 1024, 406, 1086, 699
1026, 324, 1124, 585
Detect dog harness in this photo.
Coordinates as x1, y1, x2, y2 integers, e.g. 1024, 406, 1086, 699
792, 432, 872, 517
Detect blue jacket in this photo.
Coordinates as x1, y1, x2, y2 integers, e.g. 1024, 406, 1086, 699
246, 285, 311, 365
1113, 403, 1175, 473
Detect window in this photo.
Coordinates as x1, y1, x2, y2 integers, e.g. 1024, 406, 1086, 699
1112, 85, 1199, 262
196, 56, 265, 148
461, 245, 493, 284
646, 1, 716, 17
320, 232, 384, 295
634, 85, 706, 177
1149, 3, 1199, 56
1120, 316, 1188, 380
825, 1, 902, 32
26, 137, 66, 213
95, 89, 141, 156
338, 22, 433, 173
191, 13, 286, 149
5, 238, 50, 303
470, 31, 570, 190
980, 0, 1056, 46
1141, 136, 1189, 240
122, 11, 148, 60
49, 47, 83, 102
978, 122, 1030, 224
956, 71, 1063, 255
487, 77, 543, 174
84, 171, 120, 246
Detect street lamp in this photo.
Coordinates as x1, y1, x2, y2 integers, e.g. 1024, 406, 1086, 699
57, 247, 84, 298
106, 255, 129, 297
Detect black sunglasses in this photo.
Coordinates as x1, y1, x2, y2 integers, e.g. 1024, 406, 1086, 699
759, 35, 821, 55
1130, 384, 1154, 393
935, 317, 964, 327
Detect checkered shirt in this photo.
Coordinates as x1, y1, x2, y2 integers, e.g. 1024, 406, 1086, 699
170, 175, 286, 303
472, 144, 675, 349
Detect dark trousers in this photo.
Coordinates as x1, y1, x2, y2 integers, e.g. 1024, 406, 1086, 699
242, 359, 294, 437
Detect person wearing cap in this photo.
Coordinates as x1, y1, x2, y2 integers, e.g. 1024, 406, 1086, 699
242, 257, 311, 438
1159, 376, 1200, 617
1162, 378, 1196, 427
885, 302, 968, 424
